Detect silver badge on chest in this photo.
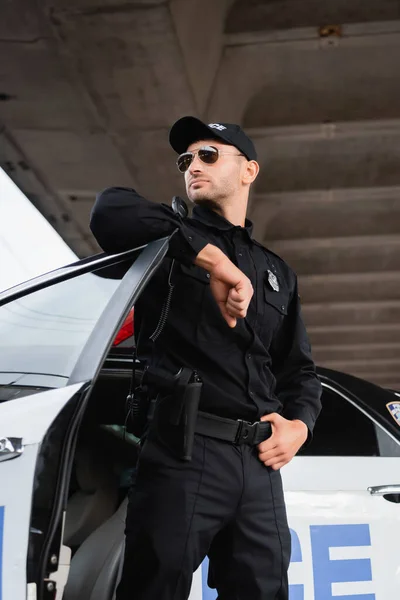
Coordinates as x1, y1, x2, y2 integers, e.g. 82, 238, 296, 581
267, 270, 279, 292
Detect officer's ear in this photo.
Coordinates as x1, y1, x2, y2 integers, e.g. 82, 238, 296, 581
242, 160, 259, 186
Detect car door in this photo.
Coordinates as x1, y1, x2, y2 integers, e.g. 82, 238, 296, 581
282, 375, 400, 600
195, 375, 400, 600
0, 383, 89, 600
0, 238, 168, 600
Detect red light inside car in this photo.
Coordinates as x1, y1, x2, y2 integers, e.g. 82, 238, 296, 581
113, 308, 134, 346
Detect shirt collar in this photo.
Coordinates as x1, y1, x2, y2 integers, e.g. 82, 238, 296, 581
192, 204, 254, 238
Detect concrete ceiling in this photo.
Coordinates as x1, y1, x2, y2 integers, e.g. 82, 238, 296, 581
1, 0, 400, 389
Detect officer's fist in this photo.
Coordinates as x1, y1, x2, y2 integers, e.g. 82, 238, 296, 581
195, 244, 253, 327
210, 271, 253, 327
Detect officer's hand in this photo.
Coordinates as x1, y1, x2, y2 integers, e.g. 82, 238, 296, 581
195, 244, 253, 327
209, 261, 253, 328
257, 414, 308, 470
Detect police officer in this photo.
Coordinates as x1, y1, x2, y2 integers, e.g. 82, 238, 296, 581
90, 116, 322, 600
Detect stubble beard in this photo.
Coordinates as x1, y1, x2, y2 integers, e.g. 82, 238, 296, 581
192, 196, 221, 211
188, 183, 226, 212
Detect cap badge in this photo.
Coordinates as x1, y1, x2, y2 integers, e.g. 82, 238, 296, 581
208, 123, 226, 131
267, 270, 279, 292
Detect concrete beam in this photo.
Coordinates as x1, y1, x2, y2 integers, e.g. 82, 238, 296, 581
225, 21, 400, 52
0, 0, 45, 41
303, 300, 400, 328
312, 343, 400, 363
249, 185, 400, 244
308, 324, 400, 347
248, 119, 400, 143
258, 197, 400, 242
298, 271, 400, 304
253, 133, 400, 194
252, 184, 400, 205
46, 0, 166, 9
45, 0, 198, 133
266, 235, 400, 276
225, 1, 400, 37
209, 21, 400, 126
319, 357, 400, 374
170, 0, 233, 115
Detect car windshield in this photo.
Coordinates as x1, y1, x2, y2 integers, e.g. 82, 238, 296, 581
0, 261, 131, 400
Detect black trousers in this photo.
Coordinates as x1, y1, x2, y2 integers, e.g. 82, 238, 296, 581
116, 432, 291, 600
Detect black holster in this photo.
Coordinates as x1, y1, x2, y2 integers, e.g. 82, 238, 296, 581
127, 366, 203, 461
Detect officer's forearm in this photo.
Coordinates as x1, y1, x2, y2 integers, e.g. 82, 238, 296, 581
195, 244, 252, 293
194, 244, 226, 272
90, 187, 208, 265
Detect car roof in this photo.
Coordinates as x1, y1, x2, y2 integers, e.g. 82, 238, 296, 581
317, 366, 400, 441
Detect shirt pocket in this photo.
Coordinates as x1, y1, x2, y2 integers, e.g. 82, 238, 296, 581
179, 263, 211, 285
174, 263, 210, 325
177, 263, 210, 311
178, 264, 236, 347
264, 287, 288, 316
263, 273, 289, 338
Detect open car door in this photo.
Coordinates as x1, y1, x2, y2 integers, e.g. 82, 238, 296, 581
0, 238, 169, 600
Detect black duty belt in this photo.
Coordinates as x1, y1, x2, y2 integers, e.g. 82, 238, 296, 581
195, 411, 272, 446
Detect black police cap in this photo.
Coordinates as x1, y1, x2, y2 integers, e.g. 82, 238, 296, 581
169, 116, 257, 162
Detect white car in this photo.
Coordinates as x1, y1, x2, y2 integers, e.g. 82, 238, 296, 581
0, 238, 399, 600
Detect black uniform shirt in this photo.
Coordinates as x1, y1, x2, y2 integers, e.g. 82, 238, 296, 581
90, 187, 322, 435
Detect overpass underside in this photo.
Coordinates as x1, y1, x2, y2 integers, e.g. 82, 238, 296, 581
1, 0, 400, 389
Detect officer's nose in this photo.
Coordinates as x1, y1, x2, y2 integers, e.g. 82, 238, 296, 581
188, 153, 204, 176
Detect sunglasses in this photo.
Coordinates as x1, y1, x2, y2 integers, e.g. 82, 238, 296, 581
176, 145, 245, 173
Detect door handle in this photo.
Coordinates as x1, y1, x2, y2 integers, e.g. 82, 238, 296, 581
368, 484, 400, 496
0, 437, 24, 462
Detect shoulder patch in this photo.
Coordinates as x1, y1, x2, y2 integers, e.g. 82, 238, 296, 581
386, 401, 400, 426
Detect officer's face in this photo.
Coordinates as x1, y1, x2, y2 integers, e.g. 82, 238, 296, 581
184, 139, 246, 206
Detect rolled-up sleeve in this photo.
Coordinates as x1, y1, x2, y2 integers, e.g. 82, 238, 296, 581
90, 187, 208, 265
272, 277, 322, 439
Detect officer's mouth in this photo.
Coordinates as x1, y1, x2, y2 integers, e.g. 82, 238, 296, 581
189, 179, 209, 188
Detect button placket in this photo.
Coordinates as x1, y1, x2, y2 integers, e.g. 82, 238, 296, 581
236, 245, 245, 262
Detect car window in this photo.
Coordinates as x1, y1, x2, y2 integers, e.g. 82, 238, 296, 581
300, 387, 400, 457
375, 426, 400, 457
0, 267, 123, 397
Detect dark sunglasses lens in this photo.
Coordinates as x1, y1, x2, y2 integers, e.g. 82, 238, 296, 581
177, 153, 193, 173
198, 147, 219, 164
